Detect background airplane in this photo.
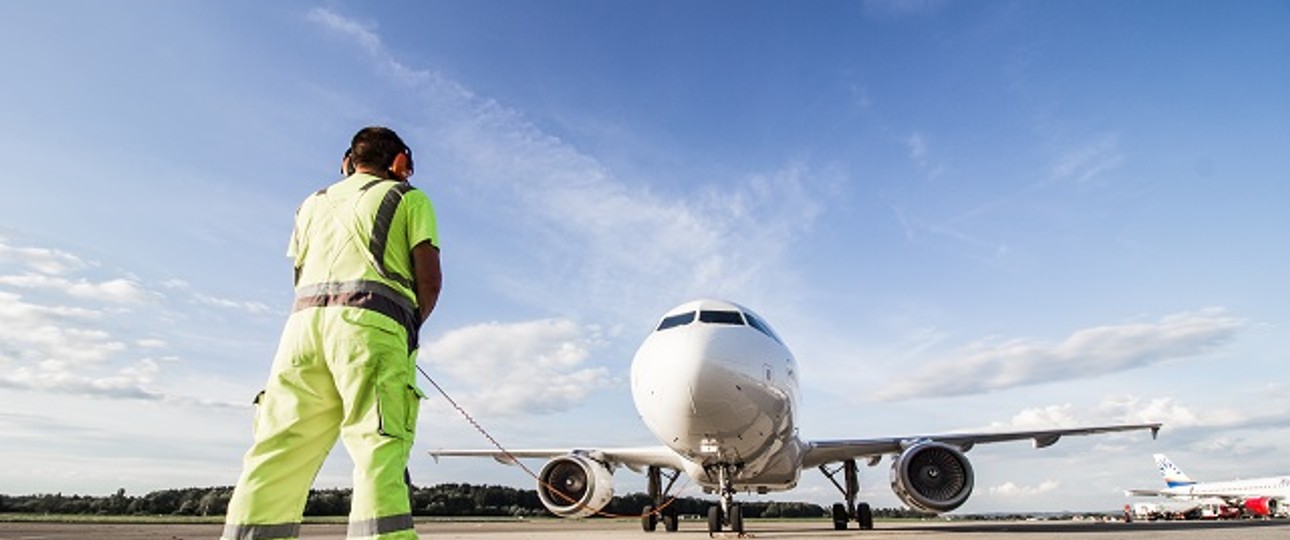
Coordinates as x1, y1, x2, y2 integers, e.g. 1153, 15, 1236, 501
1127, 453, 1290, 518
430, 299, 1162, 534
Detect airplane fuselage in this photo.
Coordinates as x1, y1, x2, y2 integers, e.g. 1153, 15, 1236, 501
629, 299, 803, 492
1162, 477, 1290, 499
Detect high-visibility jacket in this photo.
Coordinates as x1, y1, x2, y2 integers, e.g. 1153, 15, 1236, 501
289, 173, 439, 350
222, 172, 438, 540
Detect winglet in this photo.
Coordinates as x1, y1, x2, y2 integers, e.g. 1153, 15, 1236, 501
1150, 425, 1160, 440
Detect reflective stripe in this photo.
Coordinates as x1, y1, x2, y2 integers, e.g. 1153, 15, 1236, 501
294, 280, 419, 352
347, 513, 415, 538
368, 182, 417, 290
295, 280, 417, 316
222, 521, 300, 540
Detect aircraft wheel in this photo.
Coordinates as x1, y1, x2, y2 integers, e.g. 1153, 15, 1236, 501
856, 502, 874, 530
831, 502, 848, 530
707, 506, 723, 535
642, 505, 658, 532
663, 507, 680, 532
729, 504, 745, 534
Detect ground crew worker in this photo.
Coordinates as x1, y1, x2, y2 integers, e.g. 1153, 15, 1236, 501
223, 126, 442, 540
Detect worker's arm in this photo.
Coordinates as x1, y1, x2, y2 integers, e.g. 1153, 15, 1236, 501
411, 241, 442, 325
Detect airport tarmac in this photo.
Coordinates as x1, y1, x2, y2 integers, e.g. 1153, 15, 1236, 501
1, 518, 1289, 540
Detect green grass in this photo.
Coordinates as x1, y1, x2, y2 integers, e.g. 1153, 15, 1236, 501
0, 513, 226, 524
0, 513, 554, 525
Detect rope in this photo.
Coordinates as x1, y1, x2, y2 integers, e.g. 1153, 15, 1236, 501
415, 362, 690, 519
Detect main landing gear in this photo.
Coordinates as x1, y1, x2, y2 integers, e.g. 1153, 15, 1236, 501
641, 466, 681, 533
819, 459, 874, 530
706, 463, 744, 536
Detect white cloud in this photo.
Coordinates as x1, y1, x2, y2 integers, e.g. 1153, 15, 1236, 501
0, 273, 157, 304
0, 237, 90, 275
0, 291, 123, 364
989, 480, 1060, 497
877, 309, 1246, 401
1094, 394, 1275, 431
158, 279, 274, 315
192, 292, 273, 315
424, 319, 612, 417
306, 7, 429, 85
136, 338, 168, 349
0, 239, 264, 406
983, 398, 1161, 434
1, 358, 162, 401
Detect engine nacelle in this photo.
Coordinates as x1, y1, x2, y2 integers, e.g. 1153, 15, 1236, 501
890, 441, 975, 514
536, 454, 615, 518
1243, 496, 1276, 517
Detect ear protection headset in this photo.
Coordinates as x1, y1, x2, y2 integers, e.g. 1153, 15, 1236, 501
341, 148, 355, 176
340, 146, 413, 179
390, 148, 414, 180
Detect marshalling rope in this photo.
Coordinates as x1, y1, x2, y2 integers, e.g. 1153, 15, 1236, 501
416, 363, 690, 520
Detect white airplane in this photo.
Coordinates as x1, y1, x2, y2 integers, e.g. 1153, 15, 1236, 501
430, 299, 1161, 534
1127, 453, 1290, 517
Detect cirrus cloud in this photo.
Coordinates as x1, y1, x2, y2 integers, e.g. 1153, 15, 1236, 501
877, 309, 1246, 401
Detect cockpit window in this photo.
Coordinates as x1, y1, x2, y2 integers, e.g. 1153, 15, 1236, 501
657, 311, 696, 331
699, 310, 745, 325
744, 312, 783, 344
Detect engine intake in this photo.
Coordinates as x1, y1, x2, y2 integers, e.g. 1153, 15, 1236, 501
537, 454, 615, 518
890, 441, 974, 513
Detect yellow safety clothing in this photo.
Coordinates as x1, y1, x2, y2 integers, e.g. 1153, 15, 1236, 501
223, 173, 438, 540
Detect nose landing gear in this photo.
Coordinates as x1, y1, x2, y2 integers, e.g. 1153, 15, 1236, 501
706, 463, 745, 536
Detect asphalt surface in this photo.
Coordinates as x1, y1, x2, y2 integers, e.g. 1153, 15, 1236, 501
1, 519, 1289, 540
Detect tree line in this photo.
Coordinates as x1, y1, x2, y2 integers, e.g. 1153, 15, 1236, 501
0, 484, 926, 519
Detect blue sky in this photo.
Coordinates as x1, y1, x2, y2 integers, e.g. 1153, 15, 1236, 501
1, 1, 1287, 513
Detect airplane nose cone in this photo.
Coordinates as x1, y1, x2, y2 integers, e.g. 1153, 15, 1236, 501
631, 330, 789, 461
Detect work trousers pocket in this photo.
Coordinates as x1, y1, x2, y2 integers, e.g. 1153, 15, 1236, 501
249, 390, 266, 437
377, 383, 426, 440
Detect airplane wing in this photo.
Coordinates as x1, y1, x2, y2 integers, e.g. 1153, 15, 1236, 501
801, 423, 1161, 469
1125, 488, 1168, 497
429, 445, 688, 472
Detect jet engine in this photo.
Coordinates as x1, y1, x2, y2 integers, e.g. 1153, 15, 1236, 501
1243, 496, 1277, 517
536, 454, 615, 518
889, 441, 974, 513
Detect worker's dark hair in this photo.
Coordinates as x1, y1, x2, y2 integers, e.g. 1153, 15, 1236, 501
348, 126, 411, 174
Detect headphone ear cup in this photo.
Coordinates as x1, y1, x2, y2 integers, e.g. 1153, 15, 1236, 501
391, 152, 411, 178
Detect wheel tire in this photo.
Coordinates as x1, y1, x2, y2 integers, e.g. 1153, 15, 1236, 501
832, 502, 848, 530
729, 504, 744, 534
856, 502, 874, 530
642, 505, 658, 532
708, 506, 723, 535
663, 507, 680, 532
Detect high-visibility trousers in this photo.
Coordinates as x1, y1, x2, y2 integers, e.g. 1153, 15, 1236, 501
223, 306, 424, 540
